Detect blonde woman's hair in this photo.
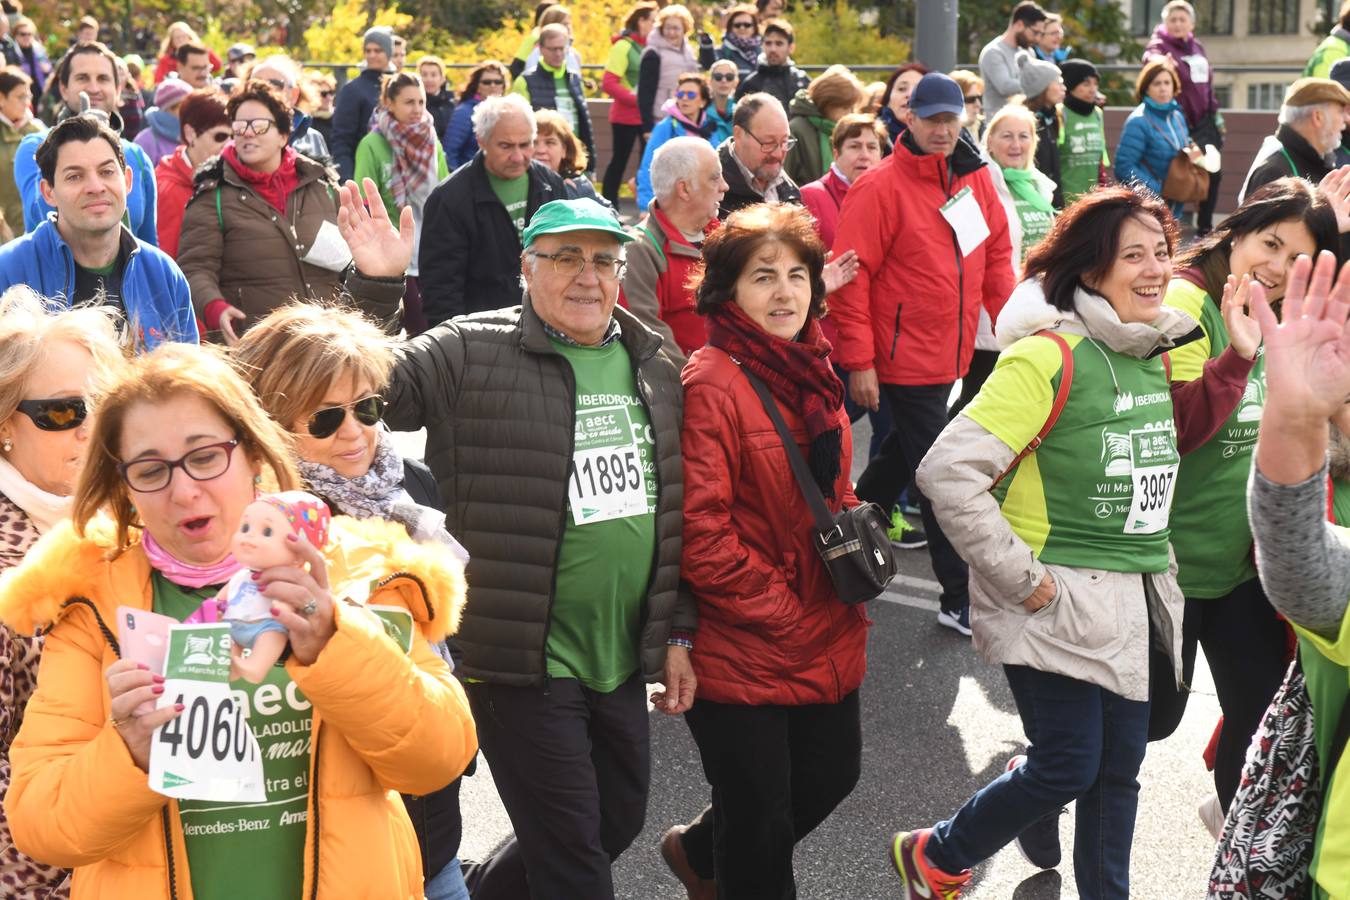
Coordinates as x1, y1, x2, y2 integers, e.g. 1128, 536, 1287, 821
0, 285, 126, 425
158, 21, 199, 60
949, 69, 984, 96
982, 102, 1040, 169
230, 302, 397, 434
807, 65, 866, 120
539, 4, 572, 27
656, 4, 696, 37
73, 343, 299, 554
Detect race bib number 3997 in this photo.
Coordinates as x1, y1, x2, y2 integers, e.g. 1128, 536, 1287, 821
148, 623, 265, 803
568, 404, 649, 526
1125, 427, 1180, 535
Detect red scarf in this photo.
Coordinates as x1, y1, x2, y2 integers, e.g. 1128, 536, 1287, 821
223, 143, 299, 214
707, 303, 845, 496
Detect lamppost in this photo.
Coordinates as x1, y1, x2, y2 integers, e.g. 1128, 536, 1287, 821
915, 0, 958, 74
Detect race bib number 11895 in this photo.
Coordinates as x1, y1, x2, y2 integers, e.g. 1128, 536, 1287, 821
568, 404, 648, 526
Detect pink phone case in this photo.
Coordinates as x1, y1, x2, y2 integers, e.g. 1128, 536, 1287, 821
116, 606, 178, 715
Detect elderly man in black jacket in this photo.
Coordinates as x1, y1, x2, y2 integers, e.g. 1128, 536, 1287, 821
419, 94, 566, 327
344, 186, 697, 900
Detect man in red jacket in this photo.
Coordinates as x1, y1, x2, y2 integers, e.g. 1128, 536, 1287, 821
620, 137, 727, 364
831, 72, 1015, 636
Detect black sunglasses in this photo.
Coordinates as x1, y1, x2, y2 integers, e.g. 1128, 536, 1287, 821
16, 397, 87, 431
306, 395, 386, 439
711, 72, 737, 82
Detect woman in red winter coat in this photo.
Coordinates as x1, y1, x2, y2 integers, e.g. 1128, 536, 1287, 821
602, 3, 656, 206
660, 203, 869, 899
153, 89, 230, 259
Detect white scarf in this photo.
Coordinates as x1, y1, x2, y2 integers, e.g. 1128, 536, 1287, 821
0, 454, 71, 534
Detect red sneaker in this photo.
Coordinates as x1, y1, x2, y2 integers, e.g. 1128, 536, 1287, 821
889, 829, 971, 899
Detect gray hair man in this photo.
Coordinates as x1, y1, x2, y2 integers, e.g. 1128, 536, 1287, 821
418, 93, 567, 326
620, 137, 727, 364
353, 192, 696, 899
1241, 76, 1350, 203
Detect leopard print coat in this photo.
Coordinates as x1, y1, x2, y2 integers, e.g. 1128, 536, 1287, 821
0, 492, 70, 899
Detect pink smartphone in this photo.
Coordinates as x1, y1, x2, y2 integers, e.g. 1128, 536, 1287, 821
117, 606, 177, 714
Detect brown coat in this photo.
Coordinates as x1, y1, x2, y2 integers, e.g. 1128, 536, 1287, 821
177, 152, 344, 337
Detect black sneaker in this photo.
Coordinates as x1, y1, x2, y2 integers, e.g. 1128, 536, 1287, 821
936, 605, 971, 637
1006, 755, 1063, 869
887, 507, 928, 549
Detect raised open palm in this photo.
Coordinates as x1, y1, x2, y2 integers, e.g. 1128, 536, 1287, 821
336, 177, 415, 279
1220, 273, 1261, 360
1251, 250, 1350, 423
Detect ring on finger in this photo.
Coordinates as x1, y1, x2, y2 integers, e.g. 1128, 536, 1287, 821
110, 712, 133, 728
301, 599, 318, 616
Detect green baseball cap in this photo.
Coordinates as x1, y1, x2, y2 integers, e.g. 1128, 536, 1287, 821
521, 198, 634, 248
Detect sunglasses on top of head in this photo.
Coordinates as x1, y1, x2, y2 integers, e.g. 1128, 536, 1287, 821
16, 397, 87, 431
306, 395, 387, 439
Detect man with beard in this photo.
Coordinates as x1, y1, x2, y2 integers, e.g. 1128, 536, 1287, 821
979, 1, 1049, 117
13, 41, 158, 245
718, 92, 801, 217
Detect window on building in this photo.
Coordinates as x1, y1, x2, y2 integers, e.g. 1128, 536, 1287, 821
1213, 84, 1232, 109
1249, 0, 1299, 34
1131, 0, 1233, 36
1247, 82, 1286, 110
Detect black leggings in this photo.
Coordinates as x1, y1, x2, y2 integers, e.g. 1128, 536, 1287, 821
603, 123, 645, 207
1147, 577, 1289, 810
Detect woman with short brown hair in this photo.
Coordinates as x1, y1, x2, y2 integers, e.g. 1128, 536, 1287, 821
785, 64, 865, 185
661, 202, 868, 898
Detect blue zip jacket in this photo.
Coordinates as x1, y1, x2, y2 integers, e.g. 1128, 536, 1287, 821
14, 130, 158, 246
1114, 97, 1190, 198
635, 103, 717, 209
0, 216, 197, 350
445, 96, 482, 171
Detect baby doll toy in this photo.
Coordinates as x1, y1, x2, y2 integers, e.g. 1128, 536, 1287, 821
220, 491, 331, 683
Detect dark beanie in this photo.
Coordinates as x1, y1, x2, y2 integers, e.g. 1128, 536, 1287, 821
1061, 59, 1099, 94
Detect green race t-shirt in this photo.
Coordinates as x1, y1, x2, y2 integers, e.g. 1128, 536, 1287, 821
1165, 278, 1265, 598
488, 171, 530, 240
547, 336, 657, 691
152, 573, 311, 900
1058, 103, 1110, 204
967, 331, 1178, 573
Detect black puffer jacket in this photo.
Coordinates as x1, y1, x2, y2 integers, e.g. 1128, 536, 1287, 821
384, 295, 694, 686
418, 154, 566, 327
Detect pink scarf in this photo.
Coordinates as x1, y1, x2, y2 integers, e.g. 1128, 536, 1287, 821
142, 531, 241, 589
374, 107, 438, 210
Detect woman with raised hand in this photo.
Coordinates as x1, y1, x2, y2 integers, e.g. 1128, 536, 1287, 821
0, 337, 476, 900
0, 286, 123, 900
888, 187, 1256, 900
1247, 248, 1350, 900
1150, 177, 1339, 828
661, 203, 868, 899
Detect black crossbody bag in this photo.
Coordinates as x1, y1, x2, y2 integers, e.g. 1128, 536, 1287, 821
743, 370, 896, 605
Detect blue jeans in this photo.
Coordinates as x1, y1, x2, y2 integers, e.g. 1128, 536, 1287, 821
425, 856, 470, 900
926, 665, 1150, 900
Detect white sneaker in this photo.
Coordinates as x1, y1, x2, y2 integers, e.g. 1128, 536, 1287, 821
1199, 794, 1224, 840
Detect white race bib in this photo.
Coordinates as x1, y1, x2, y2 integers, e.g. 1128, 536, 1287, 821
1182, 54, 1210, 84
148, 623, 265, 803
1124, 427, 1180, 535
939, 186, 990, 258
567, 404, 649, 525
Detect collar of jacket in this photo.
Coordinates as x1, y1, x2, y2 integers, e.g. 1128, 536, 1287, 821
1277, 122, 1332, 171
997, 277, 1200, 358
542, 316, 622, 347
647, 201, 715, 256
43, 212, 141, 267
517, 290, 664, 363
897, 128, 986, 180
291, 109, 314, 144
215, 147, 331, 191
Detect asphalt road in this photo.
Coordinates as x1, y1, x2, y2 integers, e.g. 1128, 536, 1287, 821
397, 406, 1227, 899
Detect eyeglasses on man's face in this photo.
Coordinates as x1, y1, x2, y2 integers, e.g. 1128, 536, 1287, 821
526, 250, 627, 282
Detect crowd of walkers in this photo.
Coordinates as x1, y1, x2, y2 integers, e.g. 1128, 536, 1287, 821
3, 1, 1350, 899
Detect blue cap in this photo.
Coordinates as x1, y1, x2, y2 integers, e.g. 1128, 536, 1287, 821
908, 72, 965, 119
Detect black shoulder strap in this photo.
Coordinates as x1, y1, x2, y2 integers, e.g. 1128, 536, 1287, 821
742, 367, 835, 535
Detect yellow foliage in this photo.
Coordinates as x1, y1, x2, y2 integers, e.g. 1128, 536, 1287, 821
786, 1, 909, 68
304, 0, 415, 69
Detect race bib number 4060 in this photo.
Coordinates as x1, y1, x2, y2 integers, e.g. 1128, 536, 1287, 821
148, 623, 265, 803
568, 404, 649, 526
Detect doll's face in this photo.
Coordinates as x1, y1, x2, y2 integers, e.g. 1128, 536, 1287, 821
230, 502, 297, 571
